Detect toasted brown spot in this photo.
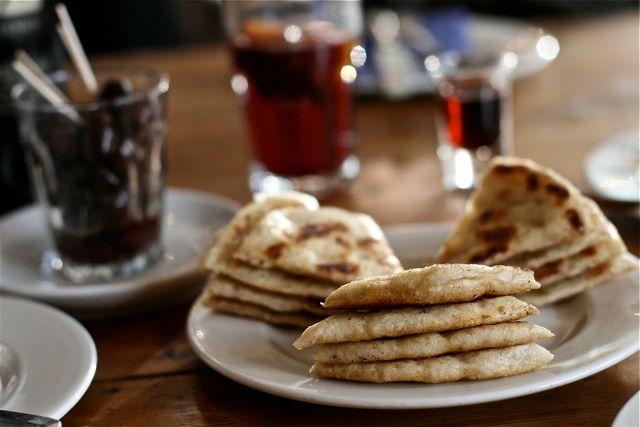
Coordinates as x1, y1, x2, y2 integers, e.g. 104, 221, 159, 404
588, 261, 610, 278
265, 243, 286, 260
545, 183, 569, 201
527, 174, 539, 191
535, 259, 563, 281
317, 263, 359, 275
494, 165, 514, 174
469, 245, 508, 263
357, 237, 378, 249
477, 226, 517, 243
298, 222, 348, 241
335, 236, 351, 248
497, 189, 512, 199
493, 164, 528, 175
565, 209, 584, 231
493, 164, 524, 175
478, 209, 506, 224
479, 210, 493, 223
579, 246, 597, 256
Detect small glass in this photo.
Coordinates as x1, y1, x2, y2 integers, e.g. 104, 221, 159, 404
12, 67, 169, 283
426, 50, 517, 191
222, 0, 365, 199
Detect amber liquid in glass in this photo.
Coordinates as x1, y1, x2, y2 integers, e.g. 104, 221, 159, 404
439, 89, 503, 151
231, 24, 356, 177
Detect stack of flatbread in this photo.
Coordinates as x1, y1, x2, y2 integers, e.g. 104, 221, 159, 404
200, 192, 403, 327
437, 157, 637, 306
294, 264, 554, 383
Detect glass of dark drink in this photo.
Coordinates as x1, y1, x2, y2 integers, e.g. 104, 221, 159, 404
426, 50, 518, 191
222, 0, 365, 199
12, 67, 169, 283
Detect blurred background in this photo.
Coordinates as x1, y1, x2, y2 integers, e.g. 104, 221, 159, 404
0, 0, 638, 214
64, 0, 636, 54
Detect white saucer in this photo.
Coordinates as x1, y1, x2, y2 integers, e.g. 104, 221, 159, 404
0, 296, 97, 419
613, 391, 640, 427
470, 15, 559, 79
0, 188, 239, 317
187, 222, 639, 409
585, 130, 640, 203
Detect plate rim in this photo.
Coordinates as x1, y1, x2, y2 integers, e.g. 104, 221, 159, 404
187, 222, 640, 409
584, 129, 640, 203
0, 296, 97, 418
612, 390, 640, 427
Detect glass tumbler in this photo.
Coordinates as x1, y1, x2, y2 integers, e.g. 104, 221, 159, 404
426, 50, 518, 191
222, 0, 365, 199
13, 67, 169, 283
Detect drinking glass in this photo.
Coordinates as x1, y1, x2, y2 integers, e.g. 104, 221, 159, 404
13, 67, 169, 283
426, 50, 518, 191
222, 0, 365, 199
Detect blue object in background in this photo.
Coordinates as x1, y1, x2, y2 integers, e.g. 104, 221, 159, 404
355, 7, 471, 96
420, 7, 471, 53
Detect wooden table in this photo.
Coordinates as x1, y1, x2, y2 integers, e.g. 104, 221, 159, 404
62, 11, 639, 426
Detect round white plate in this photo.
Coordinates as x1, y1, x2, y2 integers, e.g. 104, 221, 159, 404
470, 16, 559, 79
187, 222, 639, 409
0, 296, 97, 419
613, 391, 639, 427
584, 130, 640, 203
356, 15, 558, 97
0, 188, 239, 317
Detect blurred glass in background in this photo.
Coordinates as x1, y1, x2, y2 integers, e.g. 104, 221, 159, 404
0, 0, 65, 214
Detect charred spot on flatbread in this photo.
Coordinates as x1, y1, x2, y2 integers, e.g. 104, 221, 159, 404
298, 222, 348, 241
527, 173, 540, 191
545, 183, 570, 202
565, 209, 583, 231
534, 259, 564, 281
265, 242, 286, 260
317, 262, 359, 275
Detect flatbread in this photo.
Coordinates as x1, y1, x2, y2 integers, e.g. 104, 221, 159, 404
502, 197, 627, 287
203, 274, 327, 315
203, 297, 322, 328
437, 157, 593, 265
203, 192, 339, 298
210, 252, 339, 298
323, 264, 538, 309
233, 206, 403, 283
294, 296, 539, 349
314, 322, 553, 365
310, 343, 553, 383
502, 197, 623, 270
519, 253, 638, 306
533, 233, 626, 286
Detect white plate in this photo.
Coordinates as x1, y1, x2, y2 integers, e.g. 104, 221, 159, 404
0, 188, 239, 317
584, 130, 640, 203
356, 15, 558, 97
470, 16, 559, 79
613, 391, 640, 427
187, 222, 639, 409
0, 296, 97, 419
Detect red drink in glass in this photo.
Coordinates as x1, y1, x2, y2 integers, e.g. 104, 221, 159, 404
439, 89, 503, 151
230, 20, 358, 178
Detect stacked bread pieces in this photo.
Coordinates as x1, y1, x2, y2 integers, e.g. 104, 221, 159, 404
437, 157, 637, 306
294, 264, 554, 383
200, 192, 403, 327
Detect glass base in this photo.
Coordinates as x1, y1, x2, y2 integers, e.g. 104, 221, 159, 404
41, 241, 162, 284
437, 144, 496, 192
248, 154, 360, 199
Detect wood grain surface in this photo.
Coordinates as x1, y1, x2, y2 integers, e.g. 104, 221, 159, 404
60, 11, 639, 426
